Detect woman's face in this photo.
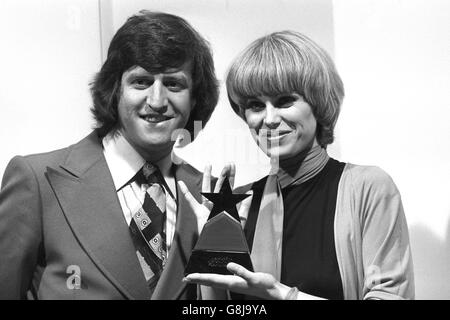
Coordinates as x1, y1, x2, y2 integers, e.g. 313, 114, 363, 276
243, 93, 318, 160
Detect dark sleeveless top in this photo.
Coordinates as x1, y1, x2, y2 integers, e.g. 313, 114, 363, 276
242, 158, 345, 300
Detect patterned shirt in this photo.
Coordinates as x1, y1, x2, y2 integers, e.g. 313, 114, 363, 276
102, 133, 177, 253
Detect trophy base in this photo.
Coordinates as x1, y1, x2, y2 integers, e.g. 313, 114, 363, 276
185, 249, 253, 275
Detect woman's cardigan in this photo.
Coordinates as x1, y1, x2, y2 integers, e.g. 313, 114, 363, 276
334, 163, 414, 299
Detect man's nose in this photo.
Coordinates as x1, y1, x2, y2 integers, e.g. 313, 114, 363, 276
146, 81, 168, 110
263, 103, 281, 129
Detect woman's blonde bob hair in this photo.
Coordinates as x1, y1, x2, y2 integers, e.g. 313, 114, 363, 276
226, 30, 344, 147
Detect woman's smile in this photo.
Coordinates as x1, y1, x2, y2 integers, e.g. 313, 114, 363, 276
264, 130, 293, 141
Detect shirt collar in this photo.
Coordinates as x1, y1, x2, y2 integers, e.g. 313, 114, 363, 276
103, 133, 146, 191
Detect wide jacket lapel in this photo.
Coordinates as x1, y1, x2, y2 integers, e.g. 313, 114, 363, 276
151, 163, 202, 300
45, 132, 151, 300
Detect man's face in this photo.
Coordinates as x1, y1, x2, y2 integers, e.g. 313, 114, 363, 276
117, 63, 194, 161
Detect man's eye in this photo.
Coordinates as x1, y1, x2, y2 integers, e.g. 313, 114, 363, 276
245, 100, 265, 111
132, 78, 151, 88
165, 80, 185, 91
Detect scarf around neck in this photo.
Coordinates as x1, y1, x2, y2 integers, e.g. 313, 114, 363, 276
250, 145, 330, 281
277, 145, 330, 188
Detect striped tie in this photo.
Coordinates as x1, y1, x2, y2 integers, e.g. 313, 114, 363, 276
129, 162, 167, 290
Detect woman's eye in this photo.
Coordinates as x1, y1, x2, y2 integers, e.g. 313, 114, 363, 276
277, 96, 297, 107
245, 100, 265, 111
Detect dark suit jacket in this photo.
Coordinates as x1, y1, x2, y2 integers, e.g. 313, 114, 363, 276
0, 131, 203, 299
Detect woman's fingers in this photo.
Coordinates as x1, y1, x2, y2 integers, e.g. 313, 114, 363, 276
227, 263, 255, 283
184, 263, 254, 293
184, 273, 228, 288
183, 273, 246, 290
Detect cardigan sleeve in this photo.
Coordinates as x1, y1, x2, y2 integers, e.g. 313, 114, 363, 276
0, 156, 43, 299
353, 166, 415, 299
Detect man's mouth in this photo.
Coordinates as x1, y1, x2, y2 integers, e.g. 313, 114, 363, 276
140, 114, 173, 123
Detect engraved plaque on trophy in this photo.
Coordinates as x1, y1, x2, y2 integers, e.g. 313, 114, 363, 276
185, 177, 253, 275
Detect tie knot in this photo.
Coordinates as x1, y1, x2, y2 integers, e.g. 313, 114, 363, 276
133, 162, 163, 187
143, 162, 157, 179
142, 162, 162, 184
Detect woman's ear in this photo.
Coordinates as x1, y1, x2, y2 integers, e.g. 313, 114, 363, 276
227, 92, 243, 117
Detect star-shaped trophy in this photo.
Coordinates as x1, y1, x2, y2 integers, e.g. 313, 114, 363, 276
185, 177, 254, 275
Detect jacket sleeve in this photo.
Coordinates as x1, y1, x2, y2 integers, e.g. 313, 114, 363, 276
0, 156, 43, 299
357, 166, 415, 299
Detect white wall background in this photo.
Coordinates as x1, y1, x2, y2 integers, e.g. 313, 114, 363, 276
0, 0, 448, 299
332, 0, 450, 299
0, 0, 101, 176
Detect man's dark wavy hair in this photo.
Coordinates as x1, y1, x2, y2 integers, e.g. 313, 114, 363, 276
90, 10, 219, 138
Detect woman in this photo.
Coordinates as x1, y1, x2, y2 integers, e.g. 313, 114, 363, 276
181, 31, 414, 300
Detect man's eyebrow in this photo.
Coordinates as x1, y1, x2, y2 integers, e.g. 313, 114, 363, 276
163, 74, 189, 81
127, 70, 152, 77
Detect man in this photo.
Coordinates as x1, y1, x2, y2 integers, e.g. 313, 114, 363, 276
0, 11, 219, 299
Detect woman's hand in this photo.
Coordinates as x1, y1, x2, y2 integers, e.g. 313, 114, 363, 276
183, 262, 292, 300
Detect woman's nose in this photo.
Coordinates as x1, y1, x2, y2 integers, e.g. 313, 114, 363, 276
263, 103, 281, 129
146, 81, 168, 110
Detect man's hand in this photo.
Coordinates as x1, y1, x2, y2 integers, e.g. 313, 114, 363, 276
177, 163, 252, 232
